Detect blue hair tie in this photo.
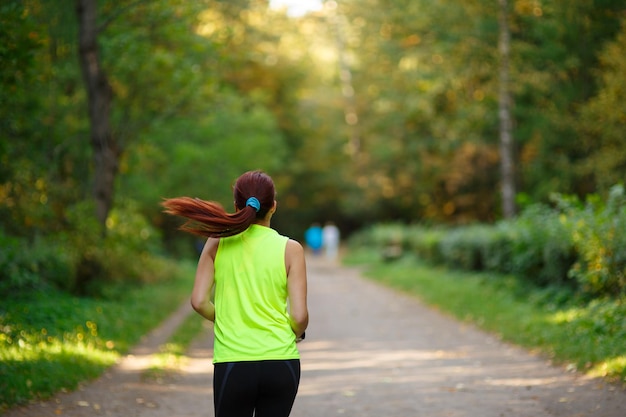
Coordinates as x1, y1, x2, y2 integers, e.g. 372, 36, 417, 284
246, 197, 261, 212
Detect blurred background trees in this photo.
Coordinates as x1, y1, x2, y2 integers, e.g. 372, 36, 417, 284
1, 0, 624, 295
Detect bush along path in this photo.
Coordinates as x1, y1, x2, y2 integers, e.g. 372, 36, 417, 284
4, 256, 625, 417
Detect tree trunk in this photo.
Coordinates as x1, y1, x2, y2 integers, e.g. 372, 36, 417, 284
498, 0, 516, 218
76, 0, 118, 232
328, 6, 360, 160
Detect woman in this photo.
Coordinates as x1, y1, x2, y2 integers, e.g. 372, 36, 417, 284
162, 170, 309, 417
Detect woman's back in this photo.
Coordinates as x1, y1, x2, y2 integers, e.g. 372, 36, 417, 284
162, 170, 307, 417
213, 224, 299, 363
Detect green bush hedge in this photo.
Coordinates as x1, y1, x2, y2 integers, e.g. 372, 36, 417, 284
0, 232, 73, 294
558, 186, 626, 297
0, 198, 167, 298
349, 185, 626, 298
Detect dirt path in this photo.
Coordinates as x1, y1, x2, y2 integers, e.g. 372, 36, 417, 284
5, 257, 625, 416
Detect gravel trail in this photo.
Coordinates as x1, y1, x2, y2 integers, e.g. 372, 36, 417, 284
5, 257, 624, 417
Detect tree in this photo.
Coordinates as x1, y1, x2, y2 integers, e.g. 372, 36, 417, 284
498, 0, 516, 218
578, 18, 626, 192
76, 0, 117, 232
511, 0, 624, 200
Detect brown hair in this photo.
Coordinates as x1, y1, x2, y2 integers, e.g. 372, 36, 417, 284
162, 170, 276, 238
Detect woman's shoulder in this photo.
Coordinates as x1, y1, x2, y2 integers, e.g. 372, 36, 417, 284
285, 238, 304, 257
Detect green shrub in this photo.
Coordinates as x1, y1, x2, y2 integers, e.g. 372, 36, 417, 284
0, 231, 73, 294
0, 232, 40, 293
559, 185, 626, 297
438, 226, 482, 270
347, 223, 408, 261
406, 227, 447, 264
348, 186, 625, 298
480, 222, 515, 273
57, 199, 165, 296
0, 198, 172, 298
508, 205, 576, 287
370, 223, 407, 248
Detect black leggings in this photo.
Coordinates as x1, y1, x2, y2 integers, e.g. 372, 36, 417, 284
213, 359, 301, 417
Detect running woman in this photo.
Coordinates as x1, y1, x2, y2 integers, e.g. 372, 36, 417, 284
162, 170, 309, 417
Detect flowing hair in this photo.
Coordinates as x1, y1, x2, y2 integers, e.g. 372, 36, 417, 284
162, 170, 276, 238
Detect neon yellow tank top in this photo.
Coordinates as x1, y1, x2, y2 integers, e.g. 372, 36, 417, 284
212, 224, 300, 363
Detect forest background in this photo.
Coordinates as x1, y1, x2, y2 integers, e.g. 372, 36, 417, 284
3, 0, 625, 287
1, 0, 625, 408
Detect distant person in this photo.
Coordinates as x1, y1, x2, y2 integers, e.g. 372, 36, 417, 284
322, 221, 340, 262
162, 170, 308, 417
304, 223, 323, 255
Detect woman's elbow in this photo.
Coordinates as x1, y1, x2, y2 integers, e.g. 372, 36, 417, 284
190, 295, 204, 313
191, 296, 215, 321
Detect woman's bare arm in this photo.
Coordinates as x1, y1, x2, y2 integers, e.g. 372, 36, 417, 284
191, 238, 219, 321
286, 239, 309, 338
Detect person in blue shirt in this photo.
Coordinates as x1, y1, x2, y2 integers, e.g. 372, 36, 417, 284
304, 223, 323, 255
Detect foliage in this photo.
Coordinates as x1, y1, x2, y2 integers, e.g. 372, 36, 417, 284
511, 1, 625, 200
556, 185, 626, 297
123, 91, 287, 212
1, 0, 302, 284
0, 259, 194, 411
504, 205, 575, 287
3, 0, 625, 411
0, 198, 165, 298
3, 0, 626, 256
0, 1, 86, 240
55, 199, 165, 296
0, 231, 73, 294
325, 0, 624, 223
344, 251, 626, 385
348, 188, 626, 297
577, 18, 626, 193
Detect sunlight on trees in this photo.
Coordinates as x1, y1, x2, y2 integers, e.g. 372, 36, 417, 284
269, 0, 324, 17
1, 0, 625, 286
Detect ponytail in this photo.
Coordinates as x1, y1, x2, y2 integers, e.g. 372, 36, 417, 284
162, 170, 276, 238
162, 197, 257, 238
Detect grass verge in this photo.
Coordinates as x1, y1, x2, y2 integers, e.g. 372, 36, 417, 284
142, 312, 209, 382
0, 259, 196, 412
344, 248, 626, 386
